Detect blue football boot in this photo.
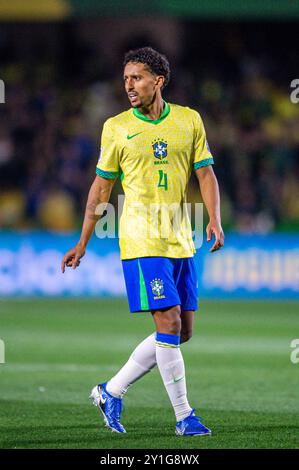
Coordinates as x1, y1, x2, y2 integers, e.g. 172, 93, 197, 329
89, 382, 126, 433
175, 409, 211, 436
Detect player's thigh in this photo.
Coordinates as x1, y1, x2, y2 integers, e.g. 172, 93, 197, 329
122, 257, 181, 313
175, 258, 198, 312
180, 310, 195, 343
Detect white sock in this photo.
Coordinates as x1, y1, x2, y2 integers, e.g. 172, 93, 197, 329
156, 332, 192, 422
106, 333, 157, 397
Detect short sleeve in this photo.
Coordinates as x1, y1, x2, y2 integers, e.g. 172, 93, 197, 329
96, 119, 120, 179
192, 112, 214, 170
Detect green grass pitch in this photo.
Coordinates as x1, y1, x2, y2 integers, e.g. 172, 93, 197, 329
0, 299, 298, 449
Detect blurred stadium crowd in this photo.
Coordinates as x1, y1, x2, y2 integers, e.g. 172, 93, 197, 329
0, 21, 298, 233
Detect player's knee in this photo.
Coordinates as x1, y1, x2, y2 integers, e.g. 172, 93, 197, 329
168, 306, 181, 333
169, 317, 181, 335
164, 314, 181, 335
180, 330, 193, 344
155, 305, 181, 335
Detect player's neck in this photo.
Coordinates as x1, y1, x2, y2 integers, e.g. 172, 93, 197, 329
137, 96, 164, 121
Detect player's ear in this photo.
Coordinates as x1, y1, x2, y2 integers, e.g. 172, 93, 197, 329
155, 75, 165, 90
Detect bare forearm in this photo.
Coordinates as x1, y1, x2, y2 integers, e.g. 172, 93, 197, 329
61, 175, 114, 273
195, 166, 224, 252
197, 168, 221, 222
79, 177, 113, 248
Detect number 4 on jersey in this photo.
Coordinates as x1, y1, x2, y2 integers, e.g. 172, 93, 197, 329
158, 170, 168, 191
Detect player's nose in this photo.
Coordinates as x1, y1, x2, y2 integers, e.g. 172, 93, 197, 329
126, 78, 134, 90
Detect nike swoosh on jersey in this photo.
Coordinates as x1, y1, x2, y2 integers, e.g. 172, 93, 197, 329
127, 132, 143, 139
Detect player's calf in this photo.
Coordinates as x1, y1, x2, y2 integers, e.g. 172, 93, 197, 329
180, 330, 192, 344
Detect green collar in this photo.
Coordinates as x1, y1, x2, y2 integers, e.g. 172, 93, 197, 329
133, 101, 170, 125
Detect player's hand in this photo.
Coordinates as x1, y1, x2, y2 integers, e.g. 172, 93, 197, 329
61, 243, 86, 273
206, 219, 224, 253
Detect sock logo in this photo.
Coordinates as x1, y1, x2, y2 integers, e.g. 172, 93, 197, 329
173, 376, 184, 383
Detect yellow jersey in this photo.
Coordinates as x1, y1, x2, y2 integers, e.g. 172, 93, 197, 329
96, 102, 213, 260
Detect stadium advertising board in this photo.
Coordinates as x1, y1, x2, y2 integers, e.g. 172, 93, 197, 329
0, 232, 297, 299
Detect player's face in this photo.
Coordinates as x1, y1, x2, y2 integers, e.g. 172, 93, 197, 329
124, 62, 164, 108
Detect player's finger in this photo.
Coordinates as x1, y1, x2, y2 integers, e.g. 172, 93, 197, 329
215, 232, 224, 251
210, 243, 218, 252
206, 226, 212, 242
72, 254, 80, 269
67, 259, 80, 266
210, 244, 221, 252
210, 234, 221, 252
220, 231, 225, 246
61, 256, 68, 273
62, 251, 77, 271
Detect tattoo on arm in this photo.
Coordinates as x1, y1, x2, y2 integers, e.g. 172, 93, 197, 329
87, 199, 107, 220
87, 198, 100, 220
87, 214, 100, 221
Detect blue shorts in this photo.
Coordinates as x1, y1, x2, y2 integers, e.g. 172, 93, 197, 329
122, 257, 198, 313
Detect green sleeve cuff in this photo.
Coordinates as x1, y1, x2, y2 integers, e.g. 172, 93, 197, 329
96, 167, 119, 179
193, 157, 214, 170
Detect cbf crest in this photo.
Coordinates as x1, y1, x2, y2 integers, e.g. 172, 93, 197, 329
152, 138, 168, 160
150, 278, 166, 300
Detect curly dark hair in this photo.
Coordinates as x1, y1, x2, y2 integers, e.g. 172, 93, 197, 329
123, 47, 170, 89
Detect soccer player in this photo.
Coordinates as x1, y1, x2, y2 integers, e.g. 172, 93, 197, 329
61, 47, 224, 436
